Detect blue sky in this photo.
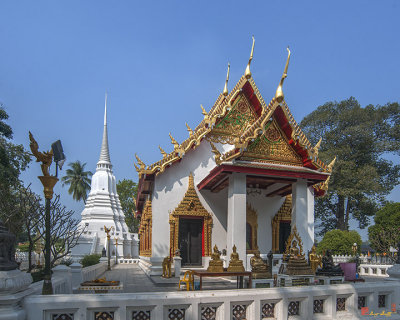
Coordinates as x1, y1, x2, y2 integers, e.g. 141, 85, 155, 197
1, 1, 399, 240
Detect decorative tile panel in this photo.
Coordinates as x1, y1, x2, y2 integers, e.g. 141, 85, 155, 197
313, 300, 324, 313
201, 306, 217, 320
52, 314, 74, 320
261, 302, 275, 318
288, 301, 300, 316
95, 311, 114, 320
378, 295, 386, 308
132, 310, 151, 320
336, 298, 346, 311
232, 304, 247, 320
358, 296, 366, 310
168, 308, 185, 320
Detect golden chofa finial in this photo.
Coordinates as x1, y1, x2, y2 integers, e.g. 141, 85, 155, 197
245, 35, 255, 79
327, 156, 336, 172
169, 133, 179, 150
223, 62, 230, 96
311, 137, 322, 158
275, 46, 291, 103
135, 153, 146, 170
200, 104, 208, 116
159, 145, 167, 158
185, 123, 193, 136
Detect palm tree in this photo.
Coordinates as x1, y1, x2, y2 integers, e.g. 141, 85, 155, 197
61, 161, 92, 204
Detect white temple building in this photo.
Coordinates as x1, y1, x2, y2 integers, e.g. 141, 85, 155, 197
71, 98, 138, 261
134, 47, 335, 275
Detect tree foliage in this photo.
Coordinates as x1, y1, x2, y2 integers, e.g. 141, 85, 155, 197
61, 160, 92, 203
300, 97, 400, 235
368, 202, 400, 259
38, 195, 85, 267
116, 179, 139, 233
0, 105, 31, 235
316, 229, 362, 255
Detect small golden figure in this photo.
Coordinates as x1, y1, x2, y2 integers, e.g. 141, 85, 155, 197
227, 245, 245, 272
162, 256, 172, 278
104, 226, 113, 240
309, 245, 322, 273
250, 248, 271, 279
207, 245, 224, 272
29, 131, 53, 177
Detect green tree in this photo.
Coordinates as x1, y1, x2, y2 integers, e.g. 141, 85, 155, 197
61, 161, 92, 203
316, 229, 362, 255
300, 97, 400, 235
0, 105, 31, 234
116, 179, 139, 233
368, 202, 400, 259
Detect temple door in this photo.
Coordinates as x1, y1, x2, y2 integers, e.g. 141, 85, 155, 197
279, 222, 291, 253
178, 218, 203, 266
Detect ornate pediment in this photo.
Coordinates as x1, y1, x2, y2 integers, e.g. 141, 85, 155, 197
239, 119, 303, 166
206, 93, 258, 144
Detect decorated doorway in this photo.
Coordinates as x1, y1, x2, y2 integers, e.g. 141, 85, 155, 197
178, 217, 203, 266
272, 195, 292, 253
169, 174, 212, 265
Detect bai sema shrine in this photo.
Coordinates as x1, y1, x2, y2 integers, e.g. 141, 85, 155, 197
134, 39, 335, 275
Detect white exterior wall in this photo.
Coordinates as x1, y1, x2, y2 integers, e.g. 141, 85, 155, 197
151, 141, 232, 273
246, 192, 285, 254
291, 179, 314, 254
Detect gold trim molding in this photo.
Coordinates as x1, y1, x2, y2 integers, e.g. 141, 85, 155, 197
271, 195, 292, 253
139, 199, 152, 256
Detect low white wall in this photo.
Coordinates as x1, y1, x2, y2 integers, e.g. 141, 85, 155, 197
359, 264, 391, 277
23, 280, 400, 320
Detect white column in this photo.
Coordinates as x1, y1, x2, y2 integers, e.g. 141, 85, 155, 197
291, 179, 314, 254
227, 173, 247, 269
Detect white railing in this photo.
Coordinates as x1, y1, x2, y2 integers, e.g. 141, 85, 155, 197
118, 258, 139, 264
23, 280, 400, 320
359, 264, 391, 277
81, 261, 111, 282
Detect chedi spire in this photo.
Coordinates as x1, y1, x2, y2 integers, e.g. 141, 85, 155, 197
98, 93, 111, 165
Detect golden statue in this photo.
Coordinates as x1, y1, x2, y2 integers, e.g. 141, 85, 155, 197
309, 245, 322, 273
227, 245, 245, 272
250, 248, 271, 279
162, 256, 172, 278
29, 131, 53, 177
207, 245, 224, 272
275, 46, 291, 103
283, 227, 314, 276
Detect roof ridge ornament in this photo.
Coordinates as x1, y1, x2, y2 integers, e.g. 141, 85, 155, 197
169, 133, 179, 150
245, 35, 255, 79
185, 123, 193, 137
135, 154, 146, 171
223, 62, 230, 96
327, 156, 336, 172
159, 145, 167, 158
311, 137, 322, 158
200, 104, 208, 116
275, 46, 291, 103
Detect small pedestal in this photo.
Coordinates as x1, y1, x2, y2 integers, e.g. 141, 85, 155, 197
278, 274, 315, 287
246, 278, 274, 288
315, 275, 344, 285
173, 256, 182, 278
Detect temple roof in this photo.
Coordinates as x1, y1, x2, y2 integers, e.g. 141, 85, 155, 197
134, 47, 336, 215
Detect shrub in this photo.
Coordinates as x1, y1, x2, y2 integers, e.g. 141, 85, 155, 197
317, 229, 362, 255
17, 242, 29, 252
80, 254, 101, 268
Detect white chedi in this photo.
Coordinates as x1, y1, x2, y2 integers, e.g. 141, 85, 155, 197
71, 96, 138, 261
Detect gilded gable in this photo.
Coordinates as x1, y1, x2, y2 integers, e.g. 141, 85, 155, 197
206, 93, 258, 144
239, 119, 303, 166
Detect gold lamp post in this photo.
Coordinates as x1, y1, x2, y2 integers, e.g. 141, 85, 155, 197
114, 237, 118, 265
29, 132, 65, 295
104, 226, 114, 271
352, 243, 358, 256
